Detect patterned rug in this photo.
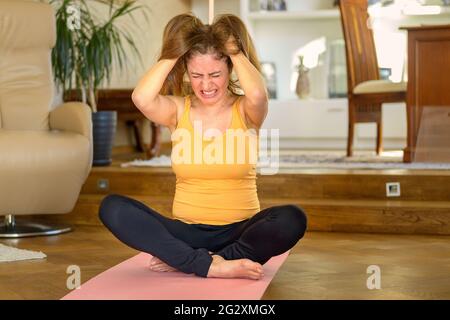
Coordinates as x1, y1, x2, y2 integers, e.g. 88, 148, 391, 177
120, 151, 450, 170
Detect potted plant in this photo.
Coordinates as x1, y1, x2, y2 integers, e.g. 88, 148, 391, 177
46, 0, 149, 165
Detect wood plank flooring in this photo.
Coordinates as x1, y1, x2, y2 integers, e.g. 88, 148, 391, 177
1, 225, 449, 300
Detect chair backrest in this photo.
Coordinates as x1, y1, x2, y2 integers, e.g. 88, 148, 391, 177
338, 0, 380, 94
0, 0, 56, 130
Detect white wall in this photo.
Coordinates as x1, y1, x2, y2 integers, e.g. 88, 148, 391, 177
191, 0, 241, 23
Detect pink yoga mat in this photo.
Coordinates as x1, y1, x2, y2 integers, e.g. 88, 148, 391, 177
62, 251, 289, 300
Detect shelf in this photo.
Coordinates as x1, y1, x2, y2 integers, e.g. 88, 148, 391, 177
247, 9, 340, 21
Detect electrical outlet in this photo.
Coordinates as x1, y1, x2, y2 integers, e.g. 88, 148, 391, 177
97, 179, 109, 191
386, 182, 401, 197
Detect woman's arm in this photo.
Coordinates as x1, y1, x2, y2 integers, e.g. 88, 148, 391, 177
131, 58, 180, 128
228, 43, 268, 129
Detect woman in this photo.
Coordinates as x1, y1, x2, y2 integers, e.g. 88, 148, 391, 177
99, 13, 307, 280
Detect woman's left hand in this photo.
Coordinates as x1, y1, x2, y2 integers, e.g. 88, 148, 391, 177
225, 35, 241, 56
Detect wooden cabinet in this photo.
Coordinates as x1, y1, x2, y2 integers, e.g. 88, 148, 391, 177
402, 24, 450, 162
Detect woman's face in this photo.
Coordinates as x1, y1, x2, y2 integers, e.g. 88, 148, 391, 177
186, 52, 230, 106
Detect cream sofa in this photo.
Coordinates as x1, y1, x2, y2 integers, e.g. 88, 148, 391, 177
0, 1, 93, 237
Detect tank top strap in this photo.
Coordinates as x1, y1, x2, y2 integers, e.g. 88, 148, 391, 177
175, 95, 192, 131
184, 95, 192, 114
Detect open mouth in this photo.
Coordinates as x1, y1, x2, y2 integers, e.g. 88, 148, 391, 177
200, 90, 217, 98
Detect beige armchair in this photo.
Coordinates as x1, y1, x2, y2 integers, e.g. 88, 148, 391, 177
0, 1, 93, 237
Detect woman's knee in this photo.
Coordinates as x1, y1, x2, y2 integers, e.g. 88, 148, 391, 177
275, 204, 308, 239
98, 194, 128, 225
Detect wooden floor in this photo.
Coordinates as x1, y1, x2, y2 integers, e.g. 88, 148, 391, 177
1, 225, 449, 300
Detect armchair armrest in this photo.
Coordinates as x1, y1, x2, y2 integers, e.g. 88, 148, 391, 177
49, 102, 92, 140
50, 101, 93, 178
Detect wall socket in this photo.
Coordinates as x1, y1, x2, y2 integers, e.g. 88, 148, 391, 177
97, 179, 109, 191
386, 182, 401, 197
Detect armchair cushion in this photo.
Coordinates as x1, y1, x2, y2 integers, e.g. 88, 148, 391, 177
0, 0, 56, 131
0, 130, 91, 214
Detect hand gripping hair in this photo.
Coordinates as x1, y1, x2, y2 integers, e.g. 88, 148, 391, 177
158, 13, 261, 96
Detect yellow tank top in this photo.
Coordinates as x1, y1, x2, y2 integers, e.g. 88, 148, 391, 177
171, 95, 260, 225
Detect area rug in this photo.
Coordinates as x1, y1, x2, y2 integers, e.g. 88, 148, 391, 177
0, 243, 46, 262
120, 151, 450, 170
61, 251, 289, 300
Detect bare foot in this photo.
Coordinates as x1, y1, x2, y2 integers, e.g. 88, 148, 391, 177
148, 256, 177, 272
148, 251, 213, 273
207, 255, 264, 280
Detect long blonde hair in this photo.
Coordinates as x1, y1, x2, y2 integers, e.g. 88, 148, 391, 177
158, 13, 261, 96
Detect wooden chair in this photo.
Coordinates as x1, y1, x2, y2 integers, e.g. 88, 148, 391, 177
338, 0, 407, 156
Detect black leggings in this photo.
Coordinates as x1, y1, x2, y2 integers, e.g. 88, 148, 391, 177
99, 194, 307, 278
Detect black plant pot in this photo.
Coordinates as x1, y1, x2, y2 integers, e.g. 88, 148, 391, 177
92, 111, 117, 166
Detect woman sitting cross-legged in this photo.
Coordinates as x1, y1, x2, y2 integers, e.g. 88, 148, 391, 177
99, 13, 307, 280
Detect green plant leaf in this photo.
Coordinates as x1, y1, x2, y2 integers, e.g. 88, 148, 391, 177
46, 0, 149, 109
